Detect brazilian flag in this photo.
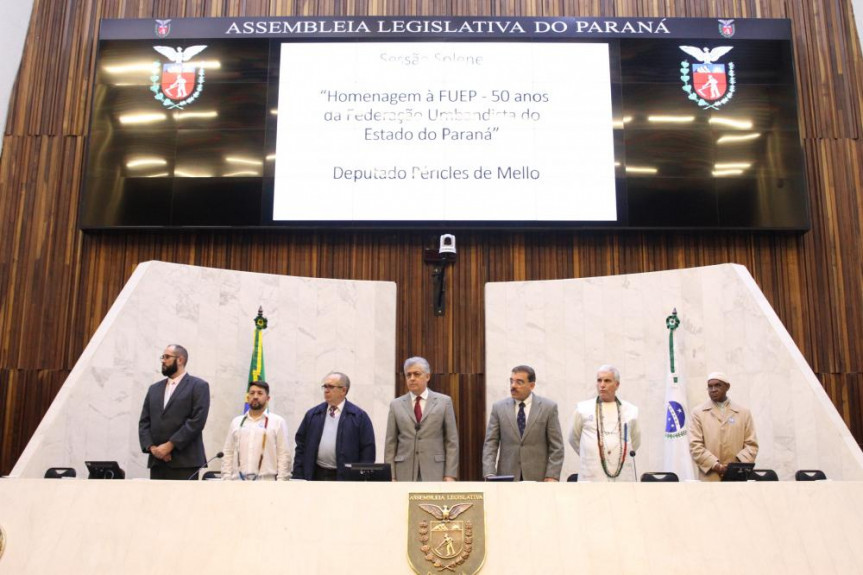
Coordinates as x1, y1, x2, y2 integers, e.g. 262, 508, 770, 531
245, 306, 268, 412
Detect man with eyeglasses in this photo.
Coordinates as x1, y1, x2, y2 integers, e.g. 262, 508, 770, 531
384, 356, 459, 481
221, 381, 291, 481
138, 344, 211, 480
482, 365, 564, 481
292, 372, 376, 481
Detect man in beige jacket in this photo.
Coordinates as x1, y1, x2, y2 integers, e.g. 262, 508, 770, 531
689, 372, 758, 481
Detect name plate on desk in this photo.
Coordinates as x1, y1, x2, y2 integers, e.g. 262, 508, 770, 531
408, 492, 486, 575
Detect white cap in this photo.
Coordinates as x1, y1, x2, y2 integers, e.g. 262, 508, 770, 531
707, 371, 730, 384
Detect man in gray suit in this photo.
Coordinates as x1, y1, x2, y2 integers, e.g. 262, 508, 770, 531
482, 365, 564, 481
138, 344, 211, 480
384, 357, 459, 481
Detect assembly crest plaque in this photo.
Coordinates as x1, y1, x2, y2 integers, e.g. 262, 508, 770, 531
408, 492, 485, 575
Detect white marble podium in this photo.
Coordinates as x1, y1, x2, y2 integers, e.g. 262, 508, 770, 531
1, 479, 863, 574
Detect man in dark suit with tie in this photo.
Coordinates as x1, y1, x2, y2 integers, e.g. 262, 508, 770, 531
384, 356, 459, 481
481, 365, 564, 481
138, 344, 211, 480
292, 371, 376, 481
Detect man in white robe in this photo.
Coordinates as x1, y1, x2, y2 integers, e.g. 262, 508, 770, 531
569, 365, 641, 482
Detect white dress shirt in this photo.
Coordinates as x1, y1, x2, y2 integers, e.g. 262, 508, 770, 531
514, 393, 533, 421
163, 373, 183, 407
221, 411, 291, 480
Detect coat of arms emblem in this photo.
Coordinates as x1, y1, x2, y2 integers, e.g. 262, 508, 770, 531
155, 19, 171, 38
150, 45, 207, 110
408, 493, 485, 575
718, 19, 735, 39
679, 46, 736, 110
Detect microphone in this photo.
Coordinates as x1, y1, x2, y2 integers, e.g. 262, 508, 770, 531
186, 451, 224, 480
630, 450, 638, 482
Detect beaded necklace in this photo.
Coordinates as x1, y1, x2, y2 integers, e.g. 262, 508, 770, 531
595, 396, 627, 479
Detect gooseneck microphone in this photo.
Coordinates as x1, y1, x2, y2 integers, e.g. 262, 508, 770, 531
186, 451, 224, 480
630, 450, 638, 482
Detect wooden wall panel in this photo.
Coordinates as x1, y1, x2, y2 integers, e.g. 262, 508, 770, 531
1, 0, 862, 478
0, 370, 68, 473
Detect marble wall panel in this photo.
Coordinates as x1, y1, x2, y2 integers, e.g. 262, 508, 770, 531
486, 264, 863, 481
11, 261, 396, 479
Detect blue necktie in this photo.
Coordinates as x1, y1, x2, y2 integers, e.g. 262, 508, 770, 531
517, 402, 526, 437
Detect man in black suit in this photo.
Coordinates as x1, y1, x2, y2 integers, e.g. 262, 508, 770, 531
138, 344, 211, 480
292, 371, 376, 481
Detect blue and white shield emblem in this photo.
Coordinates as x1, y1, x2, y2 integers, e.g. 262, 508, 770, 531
665, 401, 687, 439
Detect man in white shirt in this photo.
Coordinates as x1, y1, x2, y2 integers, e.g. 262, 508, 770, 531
569, 365, 641, 482
221, 381, 291, 480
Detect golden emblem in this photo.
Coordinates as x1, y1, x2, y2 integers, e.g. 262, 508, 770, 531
408, 493, 485, 575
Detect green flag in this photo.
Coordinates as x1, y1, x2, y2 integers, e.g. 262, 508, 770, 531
245, 306, 268, 411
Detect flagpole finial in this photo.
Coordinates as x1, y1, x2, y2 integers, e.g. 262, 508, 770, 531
666, 309, 680, 331
254, 306, 268, 330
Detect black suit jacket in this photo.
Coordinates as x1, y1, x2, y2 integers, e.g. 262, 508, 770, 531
138, 373, 211, 469
292, 400, 376, 480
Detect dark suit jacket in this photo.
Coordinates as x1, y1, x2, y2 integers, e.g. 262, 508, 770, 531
138, 373, 211, 469
292, 400, 376, 480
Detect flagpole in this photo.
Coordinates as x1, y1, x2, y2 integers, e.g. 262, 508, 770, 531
663, 308, 695, 480
245, 306, 268, 413
667, 308, 679, 382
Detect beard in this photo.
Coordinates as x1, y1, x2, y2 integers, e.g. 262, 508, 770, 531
161, 362, 178, 377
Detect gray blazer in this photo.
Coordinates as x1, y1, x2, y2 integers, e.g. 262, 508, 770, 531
384, 389, 459, 481
481, 394, 564, 481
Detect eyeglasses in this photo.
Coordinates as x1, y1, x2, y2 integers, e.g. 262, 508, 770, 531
321, 384, 345, 391
160, 354, 178, 361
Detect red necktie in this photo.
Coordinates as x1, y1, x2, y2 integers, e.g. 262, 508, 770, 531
414, 396, 422, 423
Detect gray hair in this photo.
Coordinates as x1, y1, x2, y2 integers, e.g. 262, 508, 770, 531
403, 356, 430, 374
596, 364, 620, 382
324, 371, 351, 392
